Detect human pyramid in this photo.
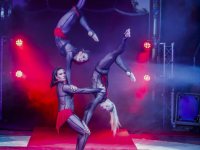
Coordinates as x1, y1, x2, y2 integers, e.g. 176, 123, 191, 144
50, 0, 136, 150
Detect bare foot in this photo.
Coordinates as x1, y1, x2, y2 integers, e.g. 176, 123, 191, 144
124, 29, 131, 38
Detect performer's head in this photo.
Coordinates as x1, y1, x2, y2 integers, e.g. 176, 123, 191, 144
73, 49, 90, 64
100, 99, 121, 136
50, 66, 66, 88
100, 99, 114, 112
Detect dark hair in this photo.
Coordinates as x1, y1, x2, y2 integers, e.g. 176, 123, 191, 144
73, 49, 91, 65
50, 66, 63, 88
82, 49, 90, 58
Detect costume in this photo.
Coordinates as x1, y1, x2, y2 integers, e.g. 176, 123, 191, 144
55, 82, 101, 150
54, 0, 96, 85
83, 37, 131, 125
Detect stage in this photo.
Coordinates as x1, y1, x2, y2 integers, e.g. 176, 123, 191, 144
0, 0, 200, 149
1, 126, 200, 150
0, 127, 138, 150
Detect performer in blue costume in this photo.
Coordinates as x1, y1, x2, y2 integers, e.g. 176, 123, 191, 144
83, 29, 136, 136
51, 67, 105, 150
54, 0, 99, 90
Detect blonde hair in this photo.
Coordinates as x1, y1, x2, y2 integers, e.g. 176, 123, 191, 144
101, 99, 121, 136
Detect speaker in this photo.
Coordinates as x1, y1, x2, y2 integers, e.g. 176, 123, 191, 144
175, 93, 200, 126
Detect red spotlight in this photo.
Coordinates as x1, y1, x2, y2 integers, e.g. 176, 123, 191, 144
144, 75, 150, 81
16, 71, 23, 78
16, 39, 23, 47
144, 42, 151, 51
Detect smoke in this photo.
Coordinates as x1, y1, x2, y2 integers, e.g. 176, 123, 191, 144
12, 0, 27, 8
162, 0, 199, 58
5, 0, 199, 130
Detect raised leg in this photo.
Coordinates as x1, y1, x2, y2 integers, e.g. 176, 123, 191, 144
97, 29, 131, 71
76, 0, 86, 9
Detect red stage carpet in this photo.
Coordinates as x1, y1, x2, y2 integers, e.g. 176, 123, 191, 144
27, 127, 138, 150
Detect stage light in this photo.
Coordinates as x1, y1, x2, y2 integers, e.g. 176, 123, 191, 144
144, 42, 151, 49
144, 75, 150, 81
16, 39, 23, 46
1, 7, 4, 18
16, 71, 23, 78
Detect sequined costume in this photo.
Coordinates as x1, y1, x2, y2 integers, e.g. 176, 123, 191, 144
55, 82, 101, 150
83, 36, 131, 125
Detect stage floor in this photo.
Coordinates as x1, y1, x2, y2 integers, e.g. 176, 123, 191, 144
0, 127, 200, 150
0, 127, 137, 150
28, 127, 137, 149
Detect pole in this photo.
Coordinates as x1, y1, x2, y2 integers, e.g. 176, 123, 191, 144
151, 0, 159, 62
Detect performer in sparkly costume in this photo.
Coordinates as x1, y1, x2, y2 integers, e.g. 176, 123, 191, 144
51, 67, 104, 150
54, 0, 99, 90
83, 29, 136, 136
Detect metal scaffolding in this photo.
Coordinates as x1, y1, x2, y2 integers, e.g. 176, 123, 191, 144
159, 43, 175, 127
0, 1, 12, 120
0, 37, 2, 120
0, 36, 7, 120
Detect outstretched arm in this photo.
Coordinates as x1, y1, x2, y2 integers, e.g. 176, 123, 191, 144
65, 52, 73, 85
115, 55, 136, 82
76, 0, 99, 42
79, 15, 99, 42
63, 85, 102, 94
115, 55, 130, 72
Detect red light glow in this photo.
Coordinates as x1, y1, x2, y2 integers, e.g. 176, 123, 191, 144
16, 71, 23, 78
144, 42, 151, 49
16, 39, 23, 46
144, 75, 150, 81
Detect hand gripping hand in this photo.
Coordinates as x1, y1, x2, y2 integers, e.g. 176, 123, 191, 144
99, 84, 106, 92
69, 85, 78, 91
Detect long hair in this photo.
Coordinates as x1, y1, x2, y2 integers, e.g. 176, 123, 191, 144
100, 99, 121, 136
109, 101, 121, 136
50, 66, 63, 88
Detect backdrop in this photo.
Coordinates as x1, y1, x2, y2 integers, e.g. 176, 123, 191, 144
1, 0, 200, 131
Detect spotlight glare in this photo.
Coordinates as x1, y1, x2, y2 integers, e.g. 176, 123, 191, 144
144, 75, 150, 81
16, 39, 23, 46
144, 42, 151, 49
16, 71, 23, 78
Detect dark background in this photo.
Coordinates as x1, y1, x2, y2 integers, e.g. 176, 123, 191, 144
0, 0, 200, 131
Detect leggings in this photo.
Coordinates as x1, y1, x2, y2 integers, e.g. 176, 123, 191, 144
67, 114, 89, 150
55, 0, 87, 52
83, 37, 128, 125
